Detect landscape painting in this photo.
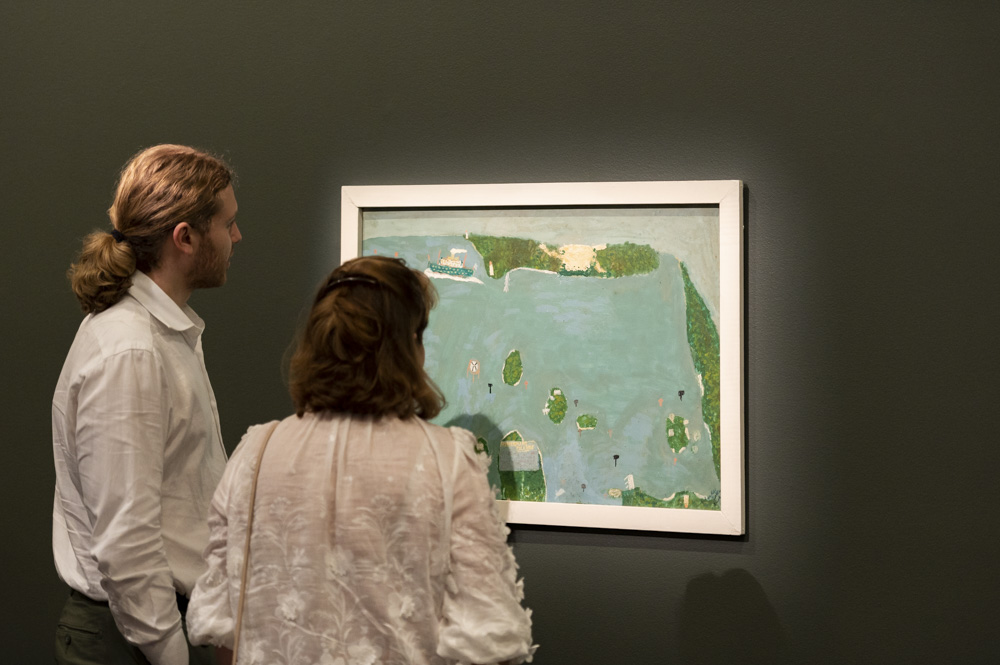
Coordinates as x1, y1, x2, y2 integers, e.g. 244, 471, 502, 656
342, 182, 743, 534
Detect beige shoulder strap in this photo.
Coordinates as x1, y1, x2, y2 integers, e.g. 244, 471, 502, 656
232, 420, 280, 663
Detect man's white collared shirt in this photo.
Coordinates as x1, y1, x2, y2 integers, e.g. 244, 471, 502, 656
52, 271, 227, 665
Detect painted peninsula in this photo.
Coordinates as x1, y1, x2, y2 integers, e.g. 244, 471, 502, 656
468, 234, 659, 279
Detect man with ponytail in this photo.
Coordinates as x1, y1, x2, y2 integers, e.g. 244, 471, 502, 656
52, 145, 242, 665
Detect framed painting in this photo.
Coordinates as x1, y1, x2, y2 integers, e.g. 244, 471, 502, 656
341, 181, 744, 534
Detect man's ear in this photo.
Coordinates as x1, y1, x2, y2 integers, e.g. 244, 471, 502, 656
171, 222, 198, 256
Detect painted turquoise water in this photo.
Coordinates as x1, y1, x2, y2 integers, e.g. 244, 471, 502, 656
364, 236, 720, 506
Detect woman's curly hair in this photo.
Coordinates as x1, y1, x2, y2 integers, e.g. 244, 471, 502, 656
289, 256, 445, 420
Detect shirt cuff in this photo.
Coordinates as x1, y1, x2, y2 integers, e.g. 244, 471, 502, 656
137, 626, 189, 665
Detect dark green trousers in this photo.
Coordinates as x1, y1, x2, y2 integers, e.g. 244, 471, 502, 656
55, 589, 215, 665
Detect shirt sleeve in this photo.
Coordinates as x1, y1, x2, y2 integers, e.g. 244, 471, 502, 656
76, 349, 188, 665
437, 428, 537, 664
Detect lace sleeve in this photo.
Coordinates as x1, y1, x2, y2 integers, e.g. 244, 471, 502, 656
186, 465, 236, 648
187, 423, 274, 647
436, 428, 537, 664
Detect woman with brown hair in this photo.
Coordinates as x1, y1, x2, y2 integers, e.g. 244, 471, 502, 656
187, 256, 536, 664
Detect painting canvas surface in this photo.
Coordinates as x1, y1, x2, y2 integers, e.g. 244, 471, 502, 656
360, 205, 726, 517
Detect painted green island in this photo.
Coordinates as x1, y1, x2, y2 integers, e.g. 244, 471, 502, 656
544, 388, 567, 424
497, 430, 546, 502
502, 349, 523, 386
576, 414, 598, 431
666, 414, 689, 454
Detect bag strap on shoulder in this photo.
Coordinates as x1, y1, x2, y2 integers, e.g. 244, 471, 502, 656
232, 420, 280, 662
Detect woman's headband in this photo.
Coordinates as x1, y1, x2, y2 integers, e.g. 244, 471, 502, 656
327, 275, 380, 288
319, 274, 381, 299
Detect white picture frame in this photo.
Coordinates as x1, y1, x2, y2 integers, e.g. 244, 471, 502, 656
342, 181, 744, 534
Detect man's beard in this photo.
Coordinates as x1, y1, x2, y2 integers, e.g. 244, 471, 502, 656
189, 238, 229, 289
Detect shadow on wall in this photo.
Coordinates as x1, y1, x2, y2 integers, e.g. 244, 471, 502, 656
679, 568, 785, 664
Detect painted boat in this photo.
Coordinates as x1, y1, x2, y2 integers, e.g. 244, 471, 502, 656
428, 255, 474, 277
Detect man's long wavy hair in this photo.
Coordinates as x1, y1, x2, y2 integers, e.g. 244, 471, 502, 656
68, 144, 234, 314
289, 256, 445, 420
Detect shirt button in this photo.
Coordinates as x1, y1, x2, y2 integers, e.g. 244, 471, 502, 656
65, 634, 72, 645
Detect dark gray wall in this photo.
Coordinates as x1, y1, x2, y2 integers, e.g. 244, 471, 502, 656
3, 2, 998, 663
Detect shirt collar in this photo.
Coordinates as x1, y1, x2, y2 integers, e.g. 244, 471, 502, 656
128, 271, 206, 346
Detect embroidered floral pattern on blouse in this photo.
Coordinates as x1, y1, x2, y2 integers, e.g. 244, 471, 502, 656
187, 415, 536, 664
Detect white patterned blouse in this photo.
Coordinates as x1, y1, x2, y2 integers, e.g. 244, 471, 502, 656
187, 412, 536, 665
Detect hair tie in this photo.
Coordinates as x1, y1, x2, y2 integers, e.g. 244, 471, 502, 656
110, 229, 127, 243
